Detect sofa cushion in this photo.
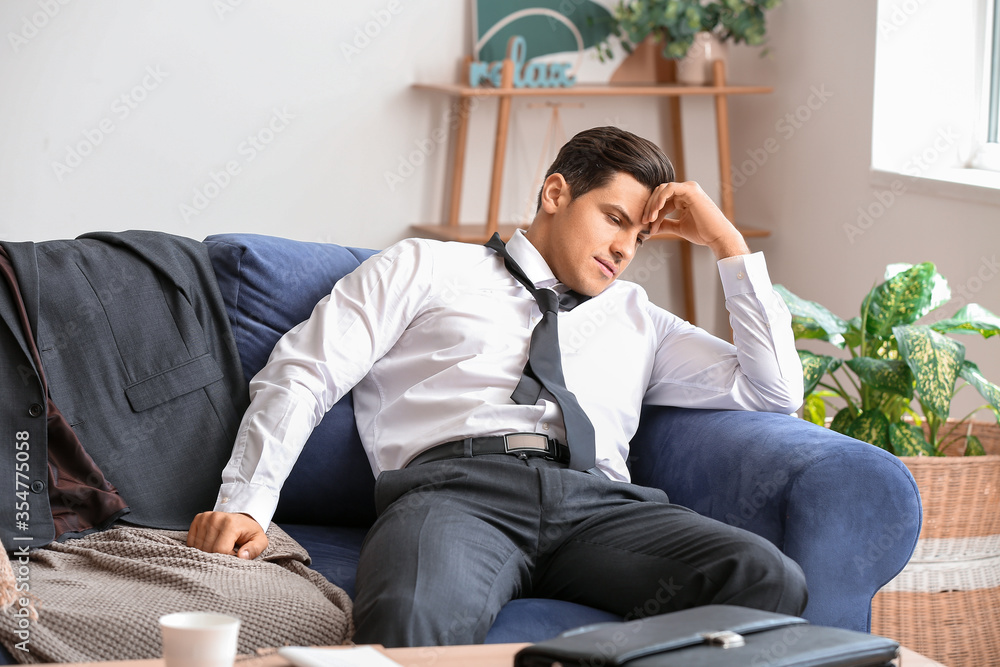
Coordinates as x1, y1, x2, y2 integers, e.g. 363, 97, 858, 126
204, 234, 379, 527
280, 523, 369, 598
484, 599, 622, 644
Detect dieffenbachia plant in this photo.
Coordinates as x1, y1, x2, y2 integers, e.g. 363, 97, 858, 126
776, 263, 1000, 456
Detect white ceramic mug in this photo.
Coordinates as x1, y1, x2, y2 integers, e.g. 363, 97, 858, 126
159, 611, 241, 667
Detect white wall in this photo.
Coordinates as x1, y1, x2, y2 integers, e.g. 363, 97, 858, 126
0, 0, 689, 305
3, 0, 999, 417
0, 1, 662, 243
1, 0, 463, 250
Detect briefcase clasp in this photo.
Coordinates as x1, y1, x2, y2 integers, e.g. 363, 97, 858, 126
701, 630, 746, 649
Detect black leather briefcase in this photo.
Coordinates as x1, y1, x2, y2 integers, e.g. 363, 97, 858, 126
514, 605, 900, 667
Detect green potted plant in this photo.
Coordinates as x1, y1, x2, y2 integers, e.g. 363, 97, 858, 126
597, 0, 782, 62
776, 262, 1000, 456
777, 262, 1000, 667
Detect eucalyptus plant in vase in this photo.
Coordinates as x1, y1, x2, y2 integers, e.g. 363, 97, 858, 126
596, 0, 782, 62
776, 262, 1000, 456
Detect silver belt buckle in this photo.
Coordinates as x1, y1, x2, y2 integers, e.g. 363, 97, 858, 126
503, 433, 552, 456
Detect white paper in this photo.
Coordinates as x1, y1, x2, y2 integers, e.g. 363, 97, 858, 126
277, 646, 404, 667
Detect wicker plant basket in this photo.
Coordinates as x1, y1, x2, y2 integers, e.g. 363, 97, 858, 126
871, 420, 1000, 667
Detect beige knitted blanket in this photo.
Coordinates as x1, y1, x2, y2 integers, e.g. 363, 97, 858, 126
0, 525, 353, 664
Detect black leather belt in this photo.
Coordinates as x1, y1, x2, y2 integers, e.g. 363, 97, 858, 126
406, 433, 570, 468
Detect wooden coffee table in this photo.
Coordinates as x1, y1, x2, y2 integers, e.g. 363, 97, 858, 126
52, 643, 946, 666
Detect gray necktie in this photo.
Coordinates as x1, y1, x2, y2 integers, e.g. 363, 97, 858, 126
485, 234, 597, 471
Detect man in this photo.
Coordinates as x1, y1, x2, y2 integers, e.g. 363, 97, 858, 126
188, 126, 807, 646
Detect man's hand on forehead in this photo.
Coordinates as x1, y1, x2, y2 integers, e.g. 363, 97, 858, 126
640, 181, 748, 259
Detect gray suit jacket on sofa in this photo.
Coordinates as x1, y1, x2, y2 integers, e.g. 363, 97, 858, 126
0, 231, 249, 549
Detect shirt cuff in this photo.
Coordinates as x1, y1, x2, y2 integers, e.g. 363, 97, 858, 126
213, 482, 281, 533
717, 252, 772, 298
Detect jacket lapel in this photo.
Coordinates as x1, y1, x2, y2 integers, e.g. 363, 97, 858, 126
0, 241, 42, 379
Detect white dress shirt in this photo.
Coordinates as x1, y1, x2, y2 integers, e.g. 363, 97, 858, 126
214, 231, 802, 531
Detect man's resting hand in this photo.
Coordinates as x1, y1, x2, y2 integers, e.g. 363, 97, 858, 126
642, 181, 749, 259
187, 511, 269, 560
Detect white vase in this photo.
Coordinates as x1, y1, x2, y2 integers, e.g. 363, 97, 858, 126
675, 32, 727, 85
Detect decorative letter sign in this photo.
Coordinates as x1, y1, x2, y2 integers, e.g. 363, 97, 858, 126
469, 36, 575, 88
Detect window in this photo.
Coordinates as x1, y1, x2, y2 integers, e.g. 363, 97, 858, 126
975, 0, 1000, 168
989, 0, 1000, 144
871, 0, 1000, 203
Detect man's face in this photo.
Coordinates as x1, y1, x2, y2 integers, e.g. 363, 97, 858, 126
530, 172, 652, 297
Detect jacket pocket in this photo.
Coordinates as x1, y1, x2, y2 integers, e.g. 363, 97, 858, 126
124, 354, 224, 412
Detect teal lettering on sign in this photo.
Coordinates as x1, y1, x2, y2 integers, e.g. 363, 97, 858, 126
469, 36, 575, 88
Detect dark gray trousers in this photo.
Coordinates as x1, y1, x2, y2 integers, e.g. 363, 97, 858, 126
352, 454, 807, 647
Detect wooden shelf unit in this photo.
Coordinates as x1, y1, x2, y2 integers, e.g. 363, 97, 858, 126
410, 59, 773, 324
413, 81, 773, 98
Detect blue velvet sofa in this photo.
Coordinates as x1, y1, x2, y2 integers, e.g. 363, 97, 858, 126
200, 232, 922, 643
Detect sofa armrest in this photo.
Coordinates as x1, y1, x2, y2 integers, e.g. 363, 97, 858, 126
628, 406, 921, 632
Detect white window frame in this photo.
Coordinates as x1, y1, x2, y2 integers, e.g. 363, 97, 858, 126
974, 0, 1000, 166
870, 0, 1000, 206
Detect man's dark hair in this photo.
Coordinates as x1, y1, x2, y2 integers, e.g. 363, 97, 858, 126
536, 126, 675, 211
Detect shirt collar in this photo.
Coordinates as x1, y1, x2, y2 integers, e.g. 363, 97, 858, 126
505, 229, 561, 290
